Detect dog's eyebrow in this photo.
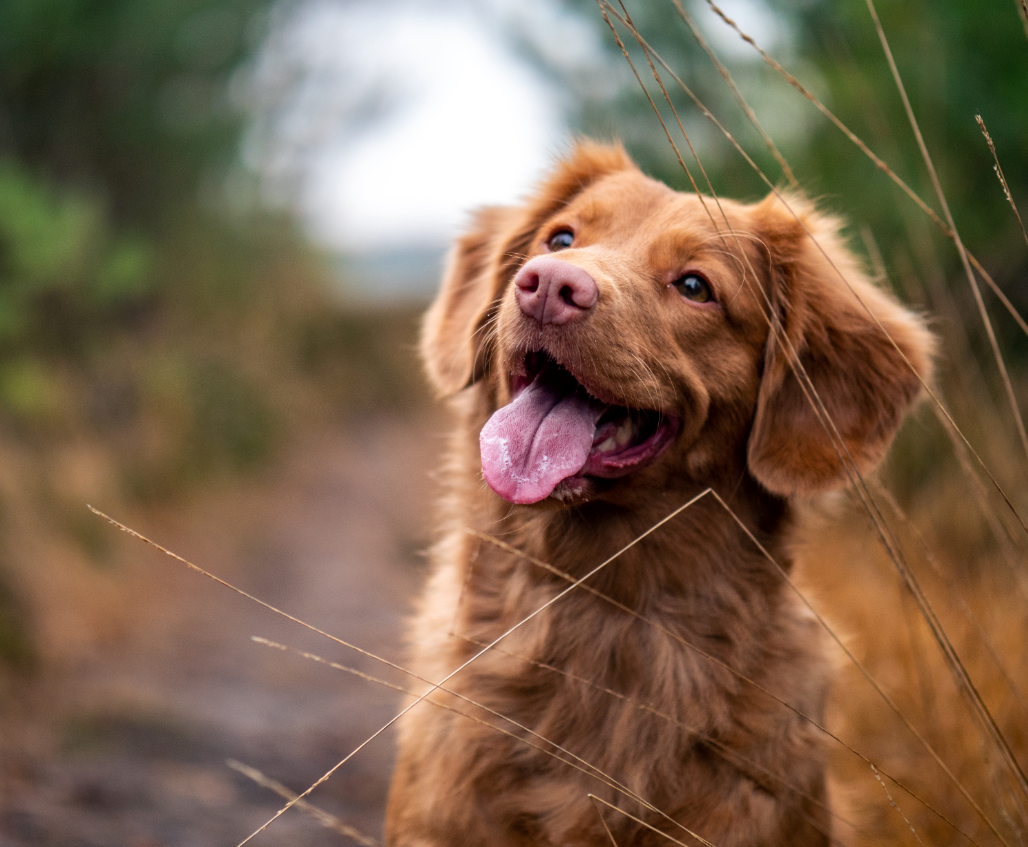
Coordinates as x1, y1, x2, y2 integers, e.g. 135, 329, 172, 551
646, 229, 707, 267
573, 195, 603, 225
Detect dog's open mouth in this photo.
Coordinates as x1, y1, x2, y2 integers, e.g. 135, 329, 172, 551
479, 352, 680, 504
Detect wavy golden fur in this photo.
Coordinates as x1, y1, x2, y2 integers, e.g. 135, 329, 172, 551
386, 141, 933, 846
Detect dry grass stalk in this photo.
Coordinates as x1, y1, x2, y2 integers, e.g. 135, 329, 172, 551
863, 0, 1028, 473
976, 115, 1028, 252
226, 759, 379, 846
94, 495, 719, 846
251, 631, 724, 846
668, 0, 799, 190
694, 0, 1028, 355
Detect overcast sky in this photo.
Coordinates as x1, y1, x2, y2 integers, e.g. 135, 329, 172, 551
250, 0, 785, 255
249, 1, 574, 253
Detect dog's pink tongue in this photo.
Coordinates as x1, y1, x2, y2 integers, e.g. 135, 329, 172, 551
480, 371, 605, 504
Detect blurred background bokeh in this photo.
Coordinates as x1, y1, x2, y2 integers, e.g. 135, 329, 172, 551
0, 0, 1026, 844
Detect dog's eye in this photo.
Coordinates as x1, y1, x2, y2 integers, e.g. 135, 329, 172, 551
547, 230, 574, 251
674, 274, 713, 304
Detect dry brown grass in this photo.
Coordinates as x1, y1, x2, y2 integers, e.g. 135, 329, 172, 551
798, 481, 1028, 847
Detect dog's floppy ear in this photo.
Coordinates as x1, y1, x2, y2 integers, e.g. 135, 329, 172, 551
746, 195, 934, 496
421, 205, 518, 396
420, 140, 637, 396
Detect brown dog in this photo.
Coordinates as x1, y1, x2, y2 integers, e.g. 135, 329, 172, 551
385, 141, 932, 846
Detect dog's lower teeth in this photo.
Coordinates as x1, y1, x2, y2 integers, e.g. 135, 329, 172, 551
615, 419, 634, 447
597, 437, 617, 453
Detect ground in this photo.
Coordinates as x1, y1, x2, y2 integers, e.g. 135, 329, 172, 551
0, 414, 439, 846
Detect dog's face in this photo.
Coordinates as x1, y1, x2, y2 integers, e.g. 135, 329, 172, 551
423, 142, 933, 506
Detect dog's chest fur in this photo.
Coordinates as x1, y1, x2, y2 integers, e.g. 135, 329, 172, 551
390, 421, 832, 847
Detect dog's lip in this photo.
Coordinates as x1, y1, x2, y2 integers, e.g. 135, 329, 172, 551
511, 349, 625, 408
580, 414, 680, 478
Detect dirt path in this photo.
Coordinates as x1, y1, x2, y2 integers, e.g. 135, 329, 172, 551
0, 414, 441, 846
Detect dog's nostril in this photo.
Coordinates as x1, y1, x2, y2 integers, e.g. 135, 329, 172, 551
559, 285, 575, 305
516, 271, 540, 293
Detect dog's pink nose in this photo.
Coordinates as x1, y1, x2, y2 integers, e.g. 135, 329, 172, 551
514, 256, 598, 325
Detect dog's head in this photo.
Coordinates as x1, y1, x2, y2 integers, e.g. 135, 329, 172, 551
422, 141, 933, 506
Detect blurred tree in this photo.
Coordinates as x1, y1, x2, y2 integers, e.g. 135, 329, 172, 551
0, 0, 296, 425
0, 0, 283, 373
529, 0, 1028, 290
0, 0, 428, 669
0, 0, 277, 668
0, 0, 267, 224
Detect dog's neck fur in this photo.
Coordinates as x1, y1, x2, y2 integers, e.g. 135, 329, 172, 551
450, 395, 804, 711
388, 395, 831, 847
414, 401, 832, 847
483, 488, 789, 607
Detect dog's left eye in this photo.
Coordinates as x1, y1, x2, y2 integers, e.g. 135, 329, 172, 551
674, 274, 713, 304
547, 230, 574, 251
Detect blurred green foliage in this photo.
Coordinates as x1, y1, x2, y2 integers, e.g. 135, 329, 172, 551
0, 0, 264, 668
0, 0, 425, 670
549, 0, 1028, 286
0, 0, 282, 446
0, 161, 152, 358
0, 0, 263, 224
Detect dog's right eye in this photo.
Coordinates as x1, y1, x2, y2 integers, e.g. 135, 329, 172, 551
547, 230, 574, 251
674, 273, 714, 304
